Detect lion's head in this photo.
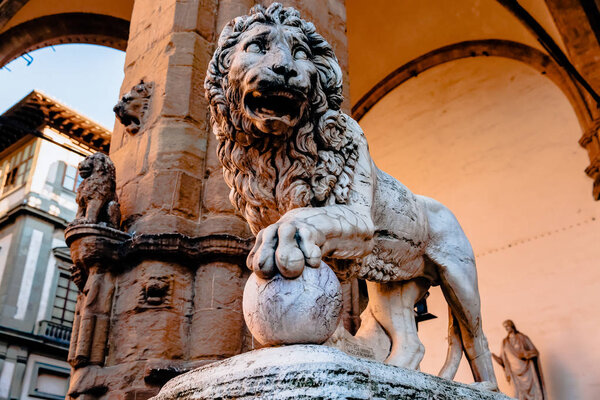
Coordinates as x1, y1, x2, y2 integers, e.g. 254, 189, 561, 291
113, 80, 153, 134
205, 3, 358, 234
78, 152, 116, 186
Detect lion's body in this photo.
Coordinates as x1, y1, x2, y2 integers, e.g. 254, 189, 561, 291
205, 3, 497, 389
72, 153, 121, 228
76, 175, 117, 210
357, 162, 431, 283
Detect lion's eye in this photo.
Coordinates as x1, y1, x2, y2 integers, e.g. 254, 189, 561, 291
294, 48, 308, 60
246, 42, 263, 54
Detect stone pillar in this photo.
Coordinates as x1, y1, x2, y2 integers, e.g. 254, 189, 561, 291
66, 1, 350, 398
544, 0, 600, 199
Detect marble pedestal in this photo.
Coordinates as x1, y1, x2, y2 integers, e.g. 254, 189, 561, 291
152, 345, 512, 400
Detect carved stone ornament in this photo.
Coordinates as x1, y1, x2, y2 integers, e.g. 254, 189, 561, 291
139, 275, 173, 308
64, 224, 129, 372
70, 152, 121, 228
113, 80, 153, 134
205, 3, 498, 390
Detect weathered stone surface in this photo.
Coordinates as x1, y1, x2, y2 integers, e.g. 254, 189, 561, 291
114, 80, 154, 134
190, 262, 246, 359
153, 345, 513, 400
243, 262, 342, 346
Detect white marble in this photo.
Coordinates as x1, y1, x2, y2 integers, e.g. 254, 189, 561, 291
206, 3, 497, 387
153, 345, 514, 400
243, 261, 342, 346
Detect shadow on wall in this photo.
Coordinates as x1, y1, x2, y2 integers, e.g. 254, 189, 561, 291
545, 353, 580, 399
544, 334, 586, 400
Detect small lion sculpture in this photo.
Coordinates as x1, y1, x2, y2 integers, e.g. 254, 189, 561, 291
70, 152, 121, 228
113, 80, 153, 134
205, 3, 497, 389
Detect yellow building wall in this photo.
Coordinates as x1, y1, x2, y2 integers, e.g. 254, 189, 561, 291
360, 56, 600, 399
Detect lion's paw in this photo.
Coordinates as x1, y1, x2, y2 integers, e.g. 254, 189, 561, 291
247, 221, 322, 279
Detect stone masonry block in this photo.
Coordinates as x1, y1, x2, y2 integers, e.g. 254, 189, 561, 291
129, 212, 201, 236
202, 172, 235, 213
197, 214, 253, 238
111, 309, 188, 364
193, 262, 243, 310
173, 172, 202, 219
110, 261, 192, 364
128, 0, 176, 47
111, 135, 147, 188
173, 0, 218, 41
146, 120, 207, 176
189, 262, 245, 359
163, 65, 210, 123
189, 308, 244, 358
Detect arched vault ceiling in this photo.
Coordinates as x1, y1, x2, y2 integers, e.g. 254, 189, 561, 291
0, 0, 134, 33
346, 0, 567, 105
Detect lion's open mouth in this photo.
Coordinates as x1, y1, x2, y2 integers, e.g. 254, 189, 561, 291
78, 165, 92, 178
244, 90, 304, 124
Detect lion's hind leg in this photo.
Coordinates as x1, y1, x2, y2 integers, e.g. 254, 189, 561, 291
421, 196, 498, 388
365, 279, 428, 370
106, 200, 121, 228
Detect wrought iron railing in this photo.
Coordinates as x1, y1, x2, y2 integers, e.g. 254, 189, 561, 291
37, 320, 72, 344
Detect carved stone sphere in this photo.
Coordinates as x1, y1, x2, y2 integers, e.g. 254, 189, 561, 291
243, 261, 343, 346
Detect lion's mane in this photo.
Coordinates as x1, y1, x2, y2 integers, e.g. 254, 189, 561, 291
205, 3, 358, 234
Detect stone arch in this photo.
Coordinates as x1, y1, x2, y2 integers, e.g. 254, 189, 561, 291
351, 39, 593, 131
0, 13, 129, 67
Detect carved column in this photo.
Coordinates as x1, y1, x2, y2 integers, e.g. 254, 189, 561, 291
544, 0, 600, 199
580, 119, 600, 199
66, 0, 350, 398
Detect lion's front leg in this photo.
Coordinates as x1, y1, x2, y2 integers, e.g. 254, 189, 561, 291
84, 199, 104, 224
247, 206, 375, 279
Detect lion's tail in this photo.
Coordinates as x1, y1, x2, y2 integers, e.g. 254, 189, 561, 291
438, 307, 462, 379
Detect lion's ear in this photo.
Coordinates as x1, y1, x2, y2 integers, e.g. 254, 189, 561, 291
217, 21, 235, 47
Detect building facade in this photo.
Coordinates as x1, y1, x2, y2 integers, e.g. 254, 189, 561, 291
0, 91, 109, 399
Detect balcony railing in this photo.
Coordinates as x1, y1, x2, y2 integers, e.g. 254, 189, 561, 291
37, 320, 72, 344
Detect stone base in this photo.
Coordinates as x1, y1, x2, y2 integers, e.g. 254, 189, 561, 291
152, 345, 512, 400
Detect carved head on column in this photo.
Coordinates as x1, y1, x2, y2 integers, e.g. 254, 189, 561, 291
113, 80, 153, 134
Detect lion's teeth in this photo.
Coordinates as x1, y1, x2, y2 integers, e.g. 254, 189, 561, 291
259, 107, 275, 115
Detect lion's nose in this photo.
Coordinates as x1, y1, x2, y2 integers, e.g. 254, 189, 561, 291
271, 63, 298, 81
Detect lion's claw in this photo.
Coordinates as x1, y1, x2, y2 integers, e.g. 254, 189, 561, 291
247, 221, 322, 279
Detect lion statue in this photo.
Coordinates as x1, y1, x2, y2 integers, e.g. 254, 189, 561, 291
70, 152, 121, 228
205, 3, 497, 389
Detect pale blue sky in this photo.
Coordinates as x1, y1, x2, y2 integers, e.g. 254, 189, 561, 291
0, 44, 125, 129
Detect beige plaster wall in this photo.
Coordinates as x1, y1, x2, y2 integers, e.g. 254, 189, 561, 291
346, 0, 566, 105
360, 56, 600, 399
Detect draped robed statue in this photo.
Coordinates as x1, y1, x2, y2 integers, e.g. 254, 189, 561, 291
493, 320, 547, 400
